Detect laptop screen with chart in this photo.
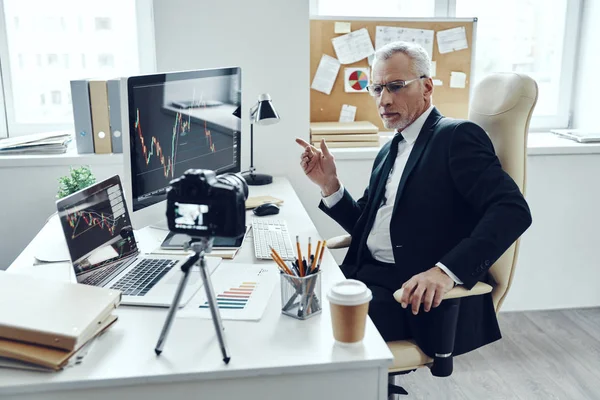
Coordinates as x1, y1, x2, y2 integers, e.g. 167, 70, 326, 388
56, 175, 137, 278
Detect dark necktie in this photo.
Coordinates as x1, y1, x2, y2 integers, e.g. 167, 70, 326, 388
380, 132, 404, 206
355, 131, 405, 265
363, 132, 405, 231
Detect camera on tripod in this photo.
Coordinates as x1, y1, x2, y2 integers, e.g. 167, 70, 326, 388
165, 169, 248, 239
156, 169, 248, 361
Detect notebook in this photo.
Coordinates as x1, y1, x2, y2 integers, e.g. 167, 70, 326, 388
0, 314, 117, 371
0, 272, 120, 351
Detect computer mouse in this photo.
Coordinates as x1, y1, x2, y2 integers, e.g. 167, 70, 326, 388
253, 203, 280, 216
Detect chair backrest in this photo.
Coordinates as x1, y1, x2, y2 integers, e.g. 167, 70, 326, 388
468, 73, 538, 312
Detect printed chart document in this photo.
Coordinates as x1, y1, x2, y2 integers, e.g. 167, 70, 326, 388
339, 105, 357, 122
331, 28, 375, 64
375, 26, 434, 58
334, 22, 351, 34
450, 71, 467, 88
179, 264, 278, 321
311, 54, 341, 95
436, 26, 469, 54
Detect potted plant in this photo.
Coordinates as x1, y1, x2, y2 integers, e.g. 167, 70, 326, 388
57, 166, 97, 199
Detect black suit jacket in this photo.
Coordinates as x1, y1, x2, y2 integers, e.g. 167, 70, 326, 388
319, 107, 532, 355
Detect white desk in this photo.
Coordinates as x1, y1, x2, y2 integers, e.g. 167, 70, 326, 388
0, 177, 392, 400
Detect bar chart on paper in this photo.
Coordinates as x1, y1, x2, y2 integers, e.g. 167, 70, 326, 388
179, 264, 278, 321
199, 282, 257, 310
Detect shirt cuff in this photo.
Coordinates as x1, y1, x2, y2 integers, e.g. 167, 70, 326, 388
436, 262, 463, 285
321, 184, 345, 208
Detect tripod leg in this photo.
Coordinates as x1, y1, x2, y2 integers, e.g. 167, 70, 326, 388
198, 255, 231, 364
154, 253, 199, 355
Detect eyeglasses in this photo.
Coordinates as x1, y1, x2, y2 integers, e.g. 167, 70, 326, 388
366, 75, 427, 97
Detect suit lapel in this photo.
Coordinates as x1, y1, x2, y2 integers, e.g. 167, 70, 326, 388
392, 107, 443, 216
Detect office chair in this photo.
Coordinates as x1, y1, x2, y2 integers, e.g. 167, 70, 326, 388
326, 72, 538, 397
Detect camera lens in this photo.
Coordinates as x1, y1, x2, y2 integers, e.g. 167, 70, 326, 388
217, 173, 249, 200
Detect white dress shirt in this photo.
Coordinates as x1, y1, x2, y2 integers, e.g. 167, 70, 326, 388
322, 104, 463, 285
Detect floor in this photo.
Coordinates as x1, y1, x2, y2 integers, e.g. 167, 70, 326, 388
392, 308, 600, 399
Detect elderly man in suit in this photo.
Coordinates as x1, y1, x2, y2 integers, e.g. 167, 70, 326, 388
296, 41, 532, 357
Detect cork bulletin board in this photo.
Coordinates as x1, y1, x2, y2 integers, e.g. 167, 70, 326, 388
310, 17, 477, 131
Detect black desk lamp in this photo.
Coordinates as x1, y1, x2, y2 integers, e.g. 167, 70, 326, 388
241, 94, 280, 185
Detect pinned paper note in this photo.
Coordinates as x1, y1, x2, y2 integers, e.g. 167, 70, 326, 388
436, 27, 468, 54
433, 79, 443, 86
339, 104, 357, 122
331, 28, 375, 64
450, 72, 467, 88
334, 22, 351, 34
311, 54, 341, 95
431, 61, 437, 77
375, 26, 434, 58
368, 54, 375, 66
344, 68, 369, 93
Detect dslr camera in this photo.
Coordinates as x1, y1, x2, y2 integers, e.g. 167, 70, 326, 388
166, 169, 248, 238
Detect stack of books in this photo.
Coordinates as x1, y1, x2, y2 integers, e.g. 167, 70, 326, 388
0, 272, 121, 372
310, 121, 379, 148
0, 131, 72, 155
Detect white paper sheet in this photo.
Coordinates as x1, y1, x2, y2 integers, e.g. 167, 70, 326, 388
436, 26, 469, 54
339, 104, 357, 122
311, 54, 341, 95
375, 26, 434, 58
433, 79, 443, 86
450, 71, 467, 88
344, 67, 370, 93
334, 22, 351, 34
331, 28, 375, 64
431, 61, 437, 77
178, 263, 278, 321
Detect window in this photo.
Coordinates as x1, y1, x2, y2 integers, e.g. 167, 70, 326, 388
98, 53, 115, 68
94, 17, 112, 31
311, 0, 581, 130
50, 90, 62, 105
0, 0, 156, 137
316, 0, 436, 18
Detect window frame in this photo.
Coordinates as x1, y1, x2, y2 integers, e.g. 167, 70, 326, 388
310, 0, 582, 131
0, 0, 157, 138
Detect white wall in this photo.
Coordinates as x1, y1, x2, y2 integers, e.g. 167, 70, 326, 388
0, 158, 122, 269
152, 0, 318, 221
572, 0, 600, 129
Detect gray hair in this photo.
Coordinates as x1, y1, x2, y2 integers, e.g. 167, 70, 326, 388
373, 41, 431, 78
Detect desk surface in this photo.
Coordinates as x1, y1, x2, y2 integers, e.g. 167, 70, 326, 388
1, 177, 392, 398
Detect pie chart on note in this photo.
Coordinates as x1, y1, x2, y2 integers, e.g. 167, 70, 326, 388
344, 68, 370, 92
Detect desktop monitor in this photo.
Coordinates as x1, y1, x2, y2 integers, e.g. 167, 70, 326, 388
120, 67, 241, 230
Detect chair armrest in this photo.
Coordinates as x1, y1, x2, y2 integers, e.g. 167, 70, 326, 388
393, 281, 493, 303
326, 235, 352, 249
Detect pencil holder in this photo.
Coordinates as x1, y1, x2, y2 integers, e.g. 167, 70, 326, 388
280, 271, 322, 320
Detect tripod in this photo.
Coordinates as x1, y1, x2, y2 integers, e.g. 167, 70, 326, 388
154, 237, 230, 364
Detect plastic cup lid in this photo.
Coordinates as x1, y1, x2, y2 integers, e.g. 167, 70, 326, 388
327, 279, 372, 306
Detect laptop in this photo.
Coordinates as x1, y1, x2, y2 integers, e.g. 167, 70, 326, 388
56, 175, 220, 307
550, 129, 600, 143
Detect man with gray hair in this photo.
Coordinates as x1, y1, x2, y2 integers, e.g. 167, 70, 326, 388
296, 41, 531, 357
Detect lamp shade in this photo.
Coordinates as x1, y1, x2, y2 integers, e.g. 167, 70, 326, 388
254, 94, 280, 126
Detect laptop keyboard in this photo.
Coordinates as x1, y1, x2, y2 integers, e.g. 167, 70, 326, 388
81, 261, 127, 287
110, 258, 177, 296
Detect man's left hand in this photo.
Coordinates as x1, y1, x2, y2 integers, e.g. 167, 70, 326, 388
400, 267, 455, 315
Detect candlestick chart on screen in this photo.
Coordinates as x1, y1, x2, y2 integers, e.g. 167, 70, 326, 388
133, 94, 238, 196
62, 184, 137, 266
